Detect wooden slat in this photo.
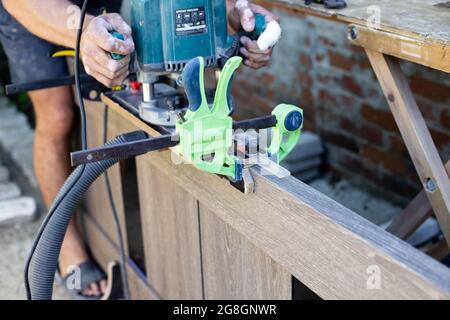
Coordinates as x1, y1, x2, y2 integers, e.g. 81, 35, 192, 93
82, 212, 159, 300
101, 94, 450, 299
365, 50, 450, 246
84, 101, 129, 247
349, 24, 450, 73
422, 238, 450, 261
136, 160, 203, 300
200, 205, 292, 300
387, 161, 450, 239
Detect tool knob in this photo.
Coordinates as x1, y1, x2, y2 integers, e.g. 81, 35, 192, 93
109, 31, 126, 60
284, 110, 303, 132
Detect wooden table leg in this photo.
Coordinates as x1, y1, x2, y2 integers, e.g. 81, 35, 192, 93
387, 161, 450, 240
365, 49, 450, 246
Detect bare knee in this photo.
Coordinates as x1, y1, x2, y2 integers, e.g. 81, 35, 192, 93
29, 87, 75, 138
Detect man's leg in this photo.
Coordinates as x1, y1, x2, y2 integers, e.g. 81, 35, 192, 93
29, 86, 106, 297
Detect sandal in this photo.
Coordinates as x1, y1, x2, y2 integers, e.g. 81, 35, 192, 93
57, 261, 106, 300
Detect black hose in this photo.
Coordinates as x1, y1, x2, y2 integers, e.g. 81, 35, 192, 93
24, 0, 91, 300
28, 131, 147, 300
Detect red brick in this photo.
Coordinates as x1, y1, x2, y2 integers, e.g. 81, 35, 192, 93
361, 124, 384, 146
341, 118, 383, 146
340, 118, 359, 135
359, 58, 372, 70
298, 73, 313, 87
388, 134, 409, 157
317, 74, 331, 84
303, 118, 316, 131
430, 128, 450, 148
322, 131, 359, 153
361, 145, 408, 175
319, 37, 337, 47
441, 109, 450, 130
298, 53, 311, 66
260, 73, 275, 85
339, 94, 356, 107
350, 45, 364, 54
410, 75, 450, 102
342, 75, 363, 97
301, 89, 315, 106
416, 98, 436, 122
377, 172, 420, 199
361, 103, 398, 132
315, 54, 325, 63
318, 90, 338, 106
328, 51, 355, 72
266, 89, 276, 101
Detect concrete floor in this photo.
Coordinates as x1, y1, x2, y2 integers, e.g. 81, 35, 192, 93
0, 217, 70, 300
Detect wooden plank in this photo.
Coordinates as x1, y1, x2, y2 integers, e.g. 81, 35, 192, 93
365, 50, 450, 246
82, 212, 160, 300
200, 205, 292, 300
422, 238, 450, 261
258, 0, 450, 46
136, 160, 203, 300
387, 192, 433, 240
387, 161, 450, 239
256, 0, 450, 73
136, 150, 450, 299
349, 24, 450, 73
101, 94, 450, 299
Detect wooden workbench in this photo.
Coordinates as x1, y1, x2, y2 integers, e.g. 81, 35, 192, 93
80, 0, 450, 300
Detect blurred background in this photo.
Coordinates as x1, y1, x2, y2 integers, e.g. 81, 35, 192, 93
0, 2, 449, 299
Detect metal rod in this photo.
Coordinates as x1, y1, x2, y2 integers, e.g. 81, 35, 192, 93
70, 115, 278, 166
233, 115, 277, 131
71, 134, 179, 166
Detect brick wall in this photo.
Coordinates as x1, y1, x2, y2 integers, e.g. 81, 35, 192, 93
232, 8, 450, 205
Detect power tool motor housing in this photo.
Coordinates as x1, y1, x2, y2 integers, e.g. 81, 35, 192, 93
130, 0, 229, 74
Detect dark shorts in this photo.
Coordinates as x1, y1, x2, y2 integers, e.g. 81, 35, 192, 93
0, 1, 122, 84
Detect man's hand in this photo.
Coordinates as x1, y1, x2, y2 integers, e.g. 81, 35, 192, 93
80, 13, 134, 87
228, 0, 280, 69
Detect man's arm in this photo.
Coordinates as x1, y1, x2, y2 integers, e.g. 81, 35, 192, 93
2, 0, 87, 49
2, 0, 134, 87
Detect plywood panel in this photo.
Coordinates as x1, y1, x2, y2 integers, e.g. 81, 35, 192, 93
200, 205, 292, 300
136, 160, 203, 299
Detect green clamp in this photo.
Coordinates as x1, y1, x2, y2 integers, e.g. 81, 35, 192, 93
176, 56, 303, 181
267, 104, 304, 163
176, 56, 243, 181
